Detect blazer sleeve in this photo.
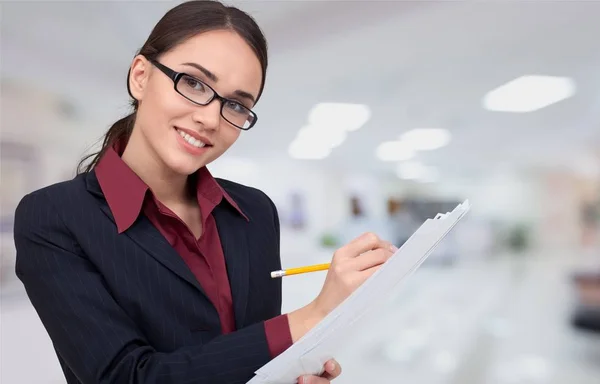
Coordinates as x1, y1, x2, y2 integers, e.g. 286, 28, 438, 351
13, 191, 272, 384
262, 193, 294, 357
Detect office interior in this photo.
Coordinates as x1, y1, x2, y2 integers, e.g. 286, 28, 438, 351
1, 1, 599, 383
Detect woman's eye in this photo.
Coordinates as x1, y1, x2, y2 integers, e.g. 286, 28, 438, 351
226, 101, 246, 113
185, 77, 204, 91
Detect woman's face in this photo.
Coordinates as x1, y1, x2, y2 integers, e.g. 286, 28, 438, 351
128, 29, 263, 176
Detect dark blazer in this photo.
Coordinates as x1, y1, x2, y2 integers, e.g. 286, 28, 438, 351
13, 170, 284, 384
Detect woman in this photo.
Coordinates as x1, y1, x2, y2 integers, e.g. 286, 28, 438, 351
13, 1, 395, 383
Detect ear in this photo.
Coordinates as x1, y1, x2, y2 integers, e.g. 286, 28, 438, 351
128, 55, 150, 102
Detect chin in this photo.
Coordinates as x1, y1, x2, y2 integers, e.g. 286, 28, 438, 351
163, 155, 206, 176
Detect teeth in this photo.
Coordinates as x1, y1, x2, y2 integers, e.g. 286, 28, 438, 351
177, 129, 206, 148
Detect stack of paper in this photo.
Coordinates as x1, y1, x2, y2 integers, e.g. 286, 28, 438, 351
247, 200, 471, 384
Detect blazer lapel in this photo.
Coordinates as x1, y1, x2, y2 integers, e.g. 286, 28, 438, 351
86, 171, 209, 299
212, 203, 250, 329
124, 215, 209, 297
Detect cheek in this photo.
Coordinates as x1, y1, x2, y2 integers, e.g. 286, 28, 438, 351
155, 92, 186, 123
220, 125, 241, 148
142, 92, 186, 136
147, 76, 185, 114
208, 125, 240, 162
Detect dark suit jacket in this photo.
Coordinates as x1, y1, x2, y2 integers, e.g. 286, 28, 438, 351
13, 170, 284, 384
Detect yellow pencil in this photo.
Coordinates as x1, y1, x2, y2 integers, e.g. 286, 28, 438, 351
270, 263, 331, 278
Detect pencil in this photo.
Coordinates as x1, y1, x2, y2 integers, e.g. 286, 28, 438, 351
270, 263, 330, 278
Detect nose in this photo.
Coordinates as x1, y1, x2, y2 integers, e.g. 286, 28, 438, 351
191, 98, 222, 131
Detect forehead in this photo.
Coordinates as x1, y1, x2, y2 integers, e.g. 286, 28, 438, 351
162, 29, 263, 99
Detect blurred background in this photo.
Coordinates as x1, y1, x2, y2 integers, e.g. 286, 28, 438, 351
2, 1, 600, 383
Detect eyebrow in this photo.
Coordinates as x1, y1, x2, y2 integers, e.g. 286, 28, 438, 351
181, 62, 257, 104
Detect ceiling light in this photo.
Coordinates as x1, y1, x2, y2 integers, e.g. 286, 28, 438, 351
401, 128, 451, 150
297, 124, 347, 148
396, 162, 438, 181
376, 140, 415, 161
288, 139, 331, 160
482, 75, 576, 112
308, 102, 371, 131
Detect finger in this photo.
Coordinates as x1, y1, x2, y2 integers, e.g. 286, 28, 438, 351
351, 248, 393, 271
336, 232, 390, 259
336, 232, 380, 259
384, 240, 398, 253
300, 375, 331, 384
360, 263, 383, 280
321, 359, 342, 379
366, 240, 396, 254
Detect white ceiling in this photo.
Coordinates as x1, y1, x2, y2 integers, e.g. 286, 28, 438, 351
2, 0, 600, 180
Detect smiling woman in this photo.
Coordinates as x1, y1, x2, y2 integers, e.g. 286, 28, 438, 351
12, 1, 396, 383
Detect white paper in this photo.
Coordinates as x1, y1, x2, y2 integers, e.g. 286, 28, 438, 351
247, 200, 471, 384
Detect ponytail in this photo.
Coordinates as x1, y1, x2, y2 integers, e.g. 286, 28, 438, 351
77, 112, 136, 174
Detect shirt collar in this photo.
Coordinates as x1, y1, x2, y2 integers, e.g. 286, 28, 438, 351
95, 140, 248, 233
195, 166, 249, 222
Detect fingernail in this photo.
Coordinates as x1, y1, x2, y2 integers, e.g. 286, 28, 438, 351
390, 244, 398, 252
302, 375, 312, 384
327, 360, 336, 371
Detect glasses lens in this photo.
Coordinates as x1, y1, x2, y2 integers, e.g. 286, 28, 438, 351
176, 74, 257, 129
177, 75, 213, 104
222, 101, 256, 130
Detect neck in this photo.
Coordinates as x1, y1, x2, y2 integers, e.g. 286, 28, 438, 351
121, 128, 190, 205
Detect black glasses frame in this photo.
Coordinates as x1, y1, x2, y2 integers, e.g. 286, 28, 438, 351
149, 59, 258, 130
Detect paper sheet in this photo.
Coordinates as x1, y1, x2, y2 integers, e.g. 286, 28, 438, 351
247, 200, 471, 384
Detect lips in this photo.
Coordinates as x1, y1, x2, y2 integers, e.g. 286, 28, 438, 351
174, 127, 213, 148
176, 128, 207, 148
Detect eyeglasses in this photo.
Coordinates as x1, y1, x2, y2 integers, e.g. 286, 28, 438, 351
149, 59, 258, 130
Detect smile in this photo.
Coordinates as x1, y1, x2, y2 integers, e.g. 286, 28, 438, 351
176, 128, 207, 148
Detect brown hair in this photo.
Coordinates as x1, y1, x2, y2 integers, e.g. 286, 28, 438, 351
77, 0, 268, 173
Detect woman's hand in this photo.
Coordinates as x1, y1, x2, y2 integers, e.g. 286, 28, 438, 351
295, 235, 392, 382
298, 359, 342, 383
288, 232, 396, 342
312, 232, 396, 318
